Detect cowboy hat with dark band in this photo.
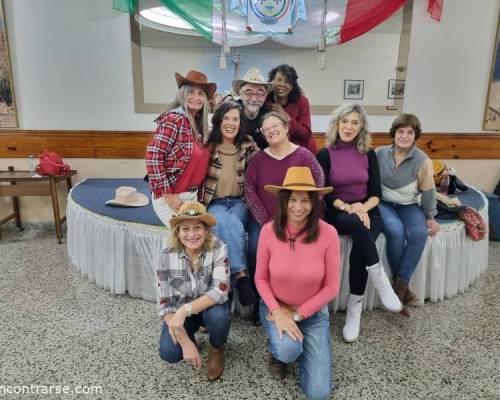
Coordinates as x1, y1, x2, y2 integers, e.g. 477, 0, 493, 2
232, 68, 273, 95
169, 201, 217, 230
265, 166, 333, 196
175, 70, 217, 99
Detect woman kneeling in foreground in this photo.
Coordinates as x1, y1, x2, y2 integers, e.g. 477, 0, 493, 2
255, 166, 340, 400
157, 201, 230, 381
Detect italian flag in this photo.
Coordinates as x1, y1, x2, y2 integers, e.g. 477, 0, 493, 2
114, 0, 410, 47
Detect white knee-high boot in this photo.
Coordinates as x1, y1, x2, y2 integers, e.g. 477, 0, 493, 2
366, 263, 402, 312
343, 294, 364, 342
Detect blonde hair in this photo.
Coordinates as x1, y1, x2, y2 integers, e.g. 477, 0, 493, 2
166, 84, 210, 143
325, 103, 371, 153
170, 221, 215, 252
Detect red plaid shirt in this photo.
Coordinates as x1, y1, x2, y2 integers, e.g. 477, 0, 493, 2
146, 109, 196, 199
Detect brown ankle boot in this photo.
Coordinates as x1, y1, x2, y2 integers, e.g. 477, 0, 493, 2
207, 345, 224, 381
269, 354, 288, 380
393, 278, 411, 318
404, 286, 419, 306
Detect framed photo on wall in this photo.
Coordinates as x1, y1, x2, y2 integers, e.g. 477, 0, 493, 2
0, 0, 17, 128
343, 80, 364, 100
388, 79, 405, 99
484, 12, 500, 130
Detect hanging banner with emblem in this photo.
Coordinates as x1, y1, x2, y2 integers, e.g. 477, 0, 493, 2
246, 0, 295, 33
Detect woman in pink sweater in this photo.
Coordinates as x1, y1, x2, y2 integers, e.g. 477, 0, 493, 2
255, 166, 340, 400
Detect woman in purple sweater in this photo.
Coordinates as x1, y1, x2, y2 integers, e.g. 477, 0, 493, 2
245, 112, 324, 322
316, 103, 401, 343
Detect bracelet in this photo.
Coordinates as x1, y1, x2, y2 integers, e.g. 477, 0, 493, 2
184, 303, 193, 317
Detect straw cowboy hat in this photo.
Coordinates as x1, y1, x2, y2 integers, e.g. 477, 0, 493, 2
232, 68, 273, 95
169, 201, 217, 229
265, 166, 333, 196
105, 186, 149, 207
175, 70, 217, 99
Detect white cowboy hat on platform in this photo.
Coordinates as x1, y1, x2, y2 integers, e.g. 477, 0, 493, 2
106, 186, 149, 207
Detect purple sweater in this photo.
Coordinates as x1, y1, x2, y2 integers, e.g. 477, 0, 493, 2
245, 146, 324, 225
328, 142, 368, 203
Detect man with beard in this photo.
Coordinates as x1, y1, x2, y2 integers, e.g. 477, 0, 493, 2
232, 69, 273, 150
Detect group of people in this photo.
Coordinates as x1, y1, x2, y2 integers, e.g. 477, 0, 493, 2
145, 66, 439, 399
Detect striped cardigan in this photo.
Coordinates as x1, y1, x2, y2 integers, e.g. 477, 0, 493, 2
200, 137, 258, 206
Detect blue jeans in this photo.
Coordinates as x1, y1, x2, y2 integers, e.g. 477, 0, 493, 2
378, 202, 428, 283
159, 303, 230, 363
246, 214, 262, 285
260, 302, 332, 400
208, 197, 248, 275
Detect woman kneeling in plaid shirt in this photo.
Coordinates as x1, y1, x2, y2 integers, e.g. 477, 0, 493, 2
157, 201, 230, 381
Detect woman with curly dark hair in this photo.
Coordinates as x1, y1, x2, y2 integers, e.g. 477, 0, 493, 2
267, 64, 316, 154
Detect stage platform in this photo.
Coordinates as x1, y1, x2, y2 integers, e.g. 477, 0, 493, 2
67, 178, 489, 310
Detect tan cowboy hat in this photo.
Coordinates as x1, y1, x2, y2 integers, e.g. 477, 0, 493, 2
232, 68, 273, 95
169, 201, 217, 229
265, 166, 333, 196
105, 186, 150, 207
175, 70, 217, 99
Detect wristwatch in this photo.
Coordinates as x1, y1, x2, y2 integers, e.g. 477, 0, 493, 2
184, 303, 193, 317
293, 312, 301, 322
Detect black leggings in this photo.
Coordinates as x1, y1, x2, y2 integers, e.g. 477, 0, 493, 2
325, 208, 383, 295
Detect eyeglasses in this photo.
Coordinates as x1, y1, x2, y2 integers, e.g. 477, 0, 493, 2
261, 123, 284, 135
242, 90, 266, 98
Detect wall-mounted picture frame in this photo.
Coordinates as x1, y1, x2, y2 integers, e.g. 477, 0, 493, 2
483, 12, 500, 130
388, 79, 405, 99
0, 0, 17, 128
343, 80, 364, 100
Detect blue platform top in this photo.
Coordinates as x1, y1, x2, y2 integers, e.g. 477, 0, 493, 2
70, 178, 163, 226
70, 178, 484, 227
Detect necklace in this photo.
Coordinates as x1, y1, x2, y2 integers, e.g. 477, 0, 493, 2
187, 252, 203, 271
286, 227, 304, 251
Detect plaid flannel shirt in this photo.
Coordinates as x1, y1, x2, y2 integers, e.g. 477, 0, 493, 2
157, 237, 230, 317
200, 137, 259, 206
145, 108, 195, 199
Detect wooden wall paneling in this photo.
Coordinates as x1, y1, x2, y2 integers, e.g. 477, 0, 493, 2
0, 131, 499, 159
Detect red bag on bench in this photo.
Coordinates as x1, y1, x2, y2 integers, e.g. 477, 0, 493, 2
36, 150, 71, 177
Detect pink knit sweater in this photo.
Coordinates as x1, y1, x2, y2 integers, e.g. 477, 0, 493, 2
255, 220, 341, 318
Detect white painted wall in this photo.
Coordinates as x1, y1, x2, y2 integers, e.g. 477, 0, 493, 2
141, 31, 401, 106
1, 0, 499, 222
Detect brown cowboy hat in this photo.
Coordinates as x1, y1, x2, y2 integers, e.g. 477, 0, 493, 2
265, 166, 333, 196
169, 201, 217, 229
175, 70, 217, 99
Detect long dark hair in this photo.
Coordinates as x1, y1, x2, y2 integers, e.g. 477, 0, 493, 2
207, 101, 249, 149
272, 190, 321, 244
268, 64, 303, 104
